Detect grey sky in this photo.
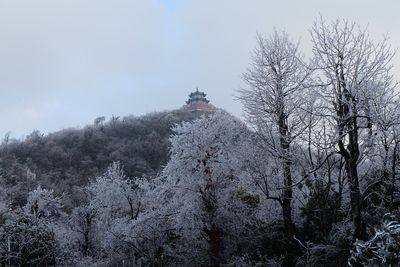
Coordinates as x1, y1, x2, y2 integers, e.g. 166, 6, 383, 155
0, 0, 399, 139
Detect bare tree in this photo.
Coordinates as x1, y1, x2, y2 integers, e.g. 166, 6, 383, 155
239, 30, 309, 236
310, 18, 396, 241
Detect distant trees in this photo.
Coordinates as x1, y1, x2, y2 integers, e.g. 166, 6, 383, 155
0, 185, 8, 220
0, 109, 208, 205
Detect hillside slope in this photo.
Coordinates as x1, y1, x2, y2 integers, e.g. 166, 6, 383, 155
0, 109, 210, 204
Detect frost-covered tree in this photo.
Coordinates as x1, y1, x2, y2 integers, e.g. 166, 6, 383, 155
68, 205, 98, 260
311, 17, 396, 240
24, 185, 63, 219
0, 211, 57, 266
83, 161, 150, 264
87, 161, 143, 222
108, 202, 176, 266
160, 111, 255, 266
239, 30, 309, 236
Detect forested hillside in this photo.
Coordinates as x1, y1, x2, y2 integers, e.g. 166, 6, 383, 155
0, 109, 207, 206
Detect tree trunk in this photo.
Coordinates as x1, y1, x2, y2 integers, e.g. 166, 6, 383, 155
278, 113, 295, 237
202, 159, 221, 267
390, 141, 398, 209
83, 213, 93, 257
343, 110, 365, 241
282, 158, 295, 237
345, 158, 365, 241
336, 80, 365, 241
204, 224, 221, 267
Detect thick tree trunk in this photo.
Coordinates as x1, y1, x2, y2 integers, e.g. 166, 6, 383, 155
201, 158, 221, 267
204, 224, 221, 267
335, 77, 365, 241
282, 158, 295, 237
83, 212, 94, 257
278, 113, 295, 237
341, 109, 365, 241
345, 159, 365, 241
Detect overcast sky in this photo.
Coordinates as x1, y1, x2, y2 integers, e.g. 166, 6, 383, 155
0, 0, 399, 139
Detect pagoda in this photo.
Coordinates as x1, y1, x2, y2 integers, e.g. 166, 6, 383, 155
182, 88, 217, 111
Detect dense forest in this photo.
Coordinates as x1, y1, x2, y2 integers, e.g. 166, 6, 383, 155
1, 18, 400, 266
0, 110, 206, 208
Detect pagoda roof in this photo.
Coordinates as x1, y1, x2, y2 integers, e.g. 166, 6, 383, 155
182, 88, 217, 111
188, 88, 206, 98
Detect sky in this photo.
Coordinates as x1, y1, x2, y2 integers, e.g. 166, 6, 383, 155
0, 0, 399, 139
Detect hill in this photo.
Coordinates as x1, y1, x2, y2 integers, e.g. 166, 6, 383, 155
0, 109, 210, 205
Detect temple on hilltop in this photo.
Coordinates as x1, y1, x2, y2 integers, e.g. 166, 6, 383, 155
182, 88, 217, 111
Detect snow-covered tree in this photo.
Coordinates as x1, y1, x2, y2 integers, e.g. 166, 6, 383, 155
87, 161, 143, 222
310, 17, 397, 240
67, 204, 98, 260
24, 185, 63, 219
73, 162, 153, 265
239, 30, 310, 236
0, 211, 57, 266
159, 111, 257, 266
